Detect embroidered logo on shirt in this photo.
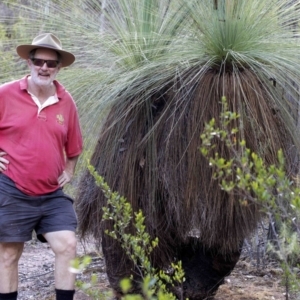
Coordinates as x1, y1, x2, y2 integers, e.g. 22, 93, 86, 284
56, 114, 64, 125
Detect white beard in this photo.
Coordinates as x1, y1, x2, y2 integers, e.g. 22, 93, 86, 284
30, 71, 55, 87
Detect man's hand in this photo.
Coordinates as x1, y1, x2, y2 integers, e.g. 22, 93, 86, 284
58, 156, 79, 187
58, 170, 72, 187
0, 152, 9, 172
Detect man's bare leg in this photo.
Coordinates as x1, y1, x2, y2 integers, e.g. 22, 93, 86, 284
43, 231, 77, 290
0, 242, 24, 293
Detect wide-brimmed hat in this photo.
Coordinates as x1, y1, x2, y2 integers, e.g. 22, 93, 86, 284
16, 33, 75, 67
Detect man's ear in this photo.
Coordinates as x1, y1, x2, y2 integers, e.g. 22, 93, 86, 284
26, 59, 32, 68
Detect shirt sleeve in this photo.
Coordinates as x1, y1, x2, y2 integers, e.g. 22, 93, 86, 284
65, 99, 83, 158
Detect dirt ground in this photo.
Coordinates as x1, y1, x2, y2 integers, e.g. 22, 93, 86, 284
17, 238, 299, 300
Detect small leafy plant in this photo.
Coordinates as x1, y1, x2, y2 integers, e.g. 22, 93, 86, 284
71, 164, 185, 299
200, 96, 300, 298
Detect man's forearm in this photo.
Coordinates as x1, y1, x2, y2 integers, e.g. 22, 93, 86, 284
65, 156, 79, 177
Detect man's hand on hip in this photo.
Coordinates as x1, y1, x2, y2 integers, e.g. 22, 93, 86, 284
0, 151, 9, 172
58, 170, 72, 187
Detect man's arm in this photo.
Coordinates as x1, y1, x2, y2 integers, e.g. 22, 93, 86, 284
58, 155, 79, 187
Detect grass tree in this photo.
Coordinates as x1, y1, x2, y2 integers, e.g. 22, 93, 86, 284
2, 0, 300, 299
76, 1, 300, 298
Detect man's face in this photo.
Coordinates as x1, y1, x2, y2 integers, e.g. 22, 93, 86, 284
27, 48, 61, 88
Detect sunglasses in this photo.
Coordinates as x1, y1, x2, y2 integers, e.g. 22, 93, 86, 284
31, 58, 60, 68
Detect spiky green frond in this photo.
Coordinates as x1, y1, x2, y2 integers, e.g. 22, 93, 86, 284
2, 1, 300, 137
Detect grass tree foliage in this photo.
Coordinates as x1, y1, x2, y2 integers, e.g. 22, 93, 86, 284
1, 0, 300, 298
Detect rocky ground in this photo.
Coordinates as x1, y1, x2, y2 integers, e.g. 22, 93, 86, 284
17, 237, 300, 300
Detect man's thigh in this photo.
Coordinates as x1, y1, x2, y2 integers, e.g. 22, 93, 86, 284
0, 175, 40, 242
35, 189, 77, 242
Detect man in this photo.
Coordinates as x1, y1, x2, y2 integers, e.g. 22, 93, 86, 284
0, 33, 83, 300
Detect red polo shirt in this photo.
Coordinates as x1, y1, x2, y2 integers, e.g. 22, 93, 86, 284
0, 76, 83, 195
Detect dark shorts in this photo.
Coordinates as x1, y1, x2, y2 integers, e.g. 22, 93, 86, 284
0, 173, 77, 243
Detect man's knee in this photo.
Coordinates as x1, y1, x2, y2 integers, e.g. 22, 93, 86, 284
44, 231, 77, 257
60, 235, 77, 257
0, 243, 24, 267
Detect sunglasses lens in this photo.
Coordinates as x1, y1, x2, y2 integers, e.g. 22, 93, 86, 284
31, 59, 44, 67
46, 61, 59, 68
31, 58, 59, 68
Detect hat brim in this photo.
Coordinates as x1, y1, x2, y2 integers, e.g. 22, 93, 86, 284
16, 44, 75, 68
